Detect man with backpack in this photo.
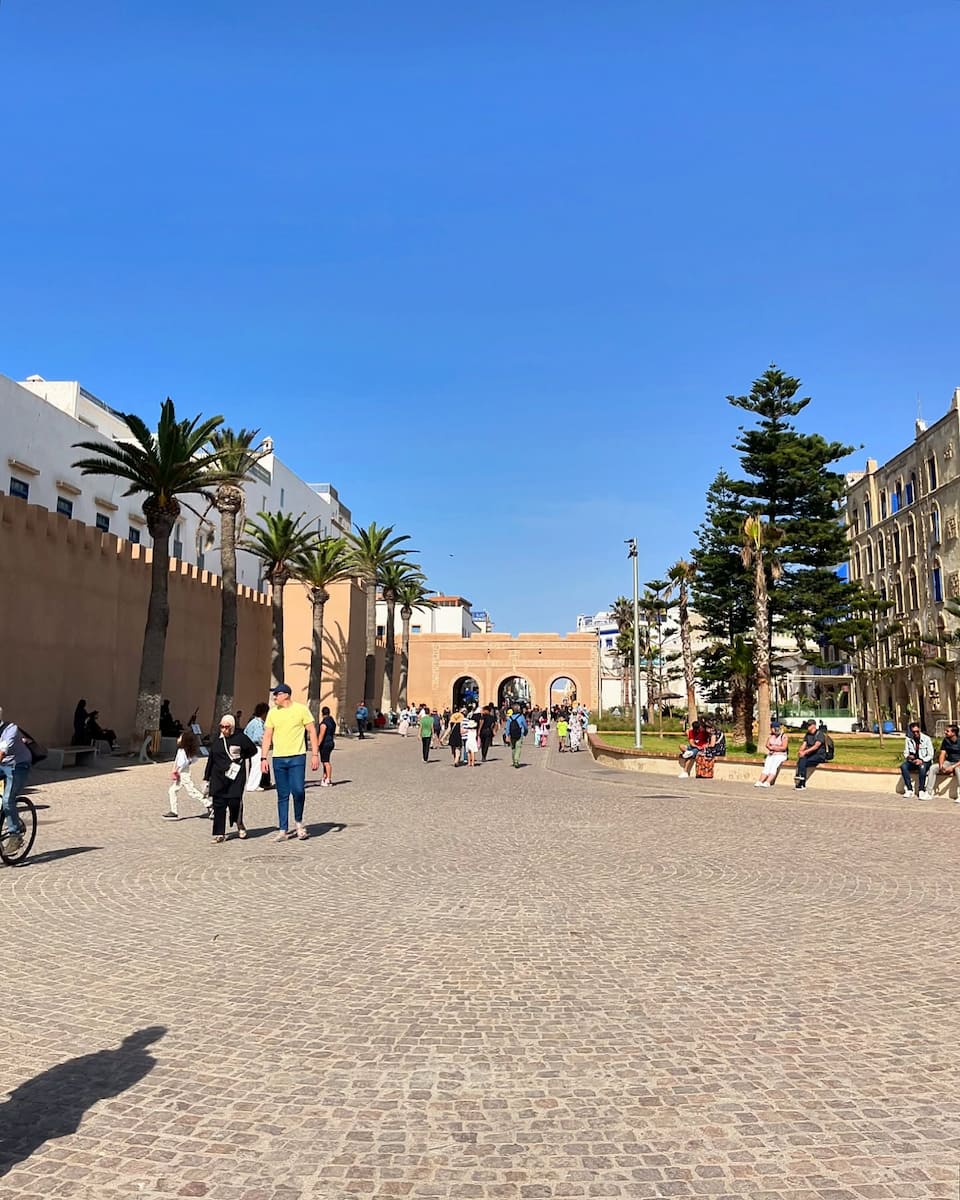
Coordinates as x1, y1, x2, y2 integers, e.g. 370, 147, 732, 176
507, 709, 528, 768
794, 719, 828, 789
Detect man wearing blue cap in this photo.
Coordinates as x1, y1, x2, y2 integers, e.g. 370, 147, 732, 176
260, 685, 319, 841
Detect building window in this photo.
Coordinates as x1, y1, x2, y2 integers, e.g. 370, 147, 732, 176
850, 510, 860, 536
906, 474, 916, 506
866, 542, 874, 573
852, 548, 861, 579
933, 565, 944, 604
196, 551, 205, 569
128, 526, 141, 544
880, 491, 887, 519
172, 539, 183, 559
932, 507, 941, 545
95, 513, 110, 533
411, 624, 421, 634
892, 529, 901, 563
909, 572, 919, 609
9, 477, 29, 500
56, 496, 74, 518
928, 456, 938, 490
907, 519, 916, 558
864, 498, 872, 528
280, 487, 285, 508
376, 625, 384, 638
893, 481, 903, 512
878, 539, 886, 569
895, 577, 904, 611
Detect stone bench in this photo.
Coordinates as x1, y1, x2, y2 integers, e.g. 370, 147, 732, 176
36, 746, 98, 771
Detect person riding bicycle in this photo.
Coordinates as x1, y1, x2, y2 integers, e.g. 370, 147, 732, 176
0, 709, 33, 845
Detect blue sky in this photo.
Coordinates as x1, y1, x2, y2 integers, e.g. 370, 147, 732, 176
2, 1, 958, 633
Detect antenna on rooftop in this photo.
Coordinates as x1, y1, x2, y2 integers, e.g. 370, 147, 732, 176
915, 392, 927, 437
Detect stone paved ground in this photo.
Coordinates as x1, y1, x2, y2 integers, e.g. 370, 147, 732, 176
3, 731, 960, 1199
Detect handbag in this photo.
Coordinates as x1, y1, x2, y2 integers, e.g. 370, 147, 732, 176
19, 729, 47, 765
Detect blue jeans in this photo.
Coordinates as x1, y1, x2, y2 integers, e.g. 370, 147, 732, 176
795, 751, 825, 782
1, 763, 30, 833
273, 755, 306, 830
900, 760, 930, 793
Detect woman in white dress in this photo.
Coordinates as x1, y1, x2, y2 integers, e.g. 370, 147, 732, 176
462, 712, 479, 767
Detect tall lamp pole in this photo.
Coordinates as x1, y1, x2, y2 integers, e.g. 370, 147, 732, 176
626, 538, 642, 749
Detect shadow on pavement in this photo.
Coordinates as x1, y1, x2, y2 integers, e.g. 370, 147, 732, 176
19, 846, 101, 867
306, 821, 347, 837
0, 1026, 165, 1178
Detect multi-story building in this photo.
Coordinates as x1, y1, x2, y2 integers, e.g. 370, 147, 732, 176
376, 594, 483, 639
3, 372, 352, 592
845, 387, 960, 730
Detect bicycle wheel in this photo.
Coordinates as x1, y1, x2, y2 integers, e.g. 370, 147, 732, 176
0, 797, 37, 865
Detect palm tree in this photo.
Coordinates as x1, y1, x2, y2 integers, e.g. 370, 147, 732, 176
73, 398, 227, 737
207, 427, 264, 729
378, 561, 426, 712
668, 559, 697, 722
348, 522, 412, 704
396, 579, 434, 707
609, 596, 634, 708
741, 514, 781, 747
294, 537, 354, 715
243, 511, 318, 687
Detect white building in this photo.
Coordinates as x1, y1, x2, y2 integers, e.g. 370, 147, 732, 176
376, 594, 483, 639
3, 373, 352, 591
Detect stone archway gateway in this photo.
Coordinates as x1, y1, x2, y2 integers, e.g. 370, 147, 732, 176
497, 676, 531, 710
405, 632, 598, 714
452, 675, 480, 710
549, 676, 578, 709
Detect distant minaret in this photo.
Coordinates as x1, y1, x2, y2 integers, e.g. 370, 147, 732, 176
916, 393, 926, 438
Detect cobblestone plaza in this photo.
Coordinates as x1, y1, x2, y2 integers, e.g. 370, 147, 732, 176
3, 736, 960, 1199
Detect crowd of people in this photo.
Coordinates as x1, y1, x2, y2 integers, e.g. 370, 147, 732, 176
391, 701, 591, 767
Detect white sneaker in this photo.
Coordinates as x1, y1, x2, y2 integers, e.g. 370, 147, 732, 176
753, 781, 765, 787
677, 770, 689, 779
757, 781, 771, 788
917, 791, 931, 800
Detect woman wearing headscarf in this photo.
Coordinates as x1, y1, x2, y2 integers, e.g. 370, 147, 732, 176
203, 714, 256, 843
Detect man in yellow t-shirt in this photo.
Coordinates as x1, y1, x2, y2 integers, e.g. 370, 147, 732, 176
261, 684, 319, 842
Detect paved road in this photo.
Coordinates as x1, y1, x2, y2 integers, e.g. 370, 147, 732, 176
3, 732, 960, 1199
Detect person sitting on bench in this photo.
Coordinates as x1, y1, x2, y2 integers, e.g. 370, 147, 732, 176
86, 710, 116, 750
794, 719, 826, 790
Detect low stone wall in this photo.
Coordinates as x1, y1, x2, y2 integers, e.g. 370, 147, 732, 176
586, 733, 958, 798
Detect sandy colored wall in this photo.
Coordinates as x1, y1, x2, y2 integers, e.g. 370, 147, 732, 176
405, 632, 599, 712
0, 495, 272, 745
282, 576, 368, 719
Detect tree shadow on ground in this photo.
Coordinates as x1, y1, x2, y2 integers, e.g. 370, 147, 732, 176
0, 1026, 165, 1178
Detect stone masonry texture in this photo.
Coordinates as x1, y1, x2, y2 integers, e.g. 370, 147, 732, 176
2, 733, 960, 1199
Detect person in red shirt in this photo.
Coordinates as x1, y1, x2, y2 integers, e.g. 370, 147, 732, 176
677, 720, 710, 779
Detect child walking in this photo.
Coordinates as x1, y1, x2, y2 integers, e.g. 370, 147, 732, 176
162, 730, 211, 820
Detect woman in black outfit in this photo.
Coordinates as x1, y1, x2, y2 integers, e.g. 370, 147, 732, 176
203, 714, 256, 843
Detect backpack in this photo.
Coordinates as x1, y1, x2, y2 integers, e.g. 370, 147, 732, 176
822, 731, 835, 761
508, 715, 524, 740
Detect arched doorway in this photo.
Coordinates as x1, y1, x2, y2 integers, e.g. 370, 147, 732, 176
452, 675, 480, 711
497, 676, 531, 711
549, 676, 578, 711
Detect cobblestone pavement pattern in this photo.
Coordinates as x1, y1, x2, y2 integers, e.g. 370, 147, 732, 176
3, 733, 960, 1199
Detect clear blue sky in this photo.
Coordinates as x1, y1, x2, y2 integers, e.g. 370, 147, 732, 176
2, 2, 958, 633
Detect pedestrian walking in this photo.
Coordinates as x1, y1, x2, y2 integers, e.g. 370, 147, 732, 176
568, 718, 582, 753
204, 715, 256, 843
448, 708, 464, 766
355, 701, 368, 739
507, 710, 528, 768
419, 707, 435, 761
243, 703, 272, 789
463, 711, 479, 767
318, 706, 336, 786
163, 729, 211, 820
260, 684, 320, 841
556, 716, 569, 752
477, 705, 496, 761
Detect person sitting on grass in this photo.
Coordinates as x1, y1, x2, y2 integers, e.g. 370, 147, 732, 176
900, 721, 934, 799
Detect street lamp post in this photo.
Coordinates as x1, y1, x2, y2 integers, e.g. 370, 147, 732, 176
626, 538, 642, 749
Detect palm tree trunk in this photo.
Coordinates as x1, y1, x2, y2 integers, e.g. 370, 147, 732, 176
135, 527, 172, 738
308, 595, 327, 716
363, 576, 376, 704
213, 501, 239, 730
754, 557, 771, 749
381, 597, 396, 713
678, 582, 697, 722
399, 607, 412, 707
270, 576, 285, 687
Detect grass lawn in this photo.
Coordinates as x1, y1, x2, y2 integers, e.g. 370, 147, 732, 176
598, 730, 908, 770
